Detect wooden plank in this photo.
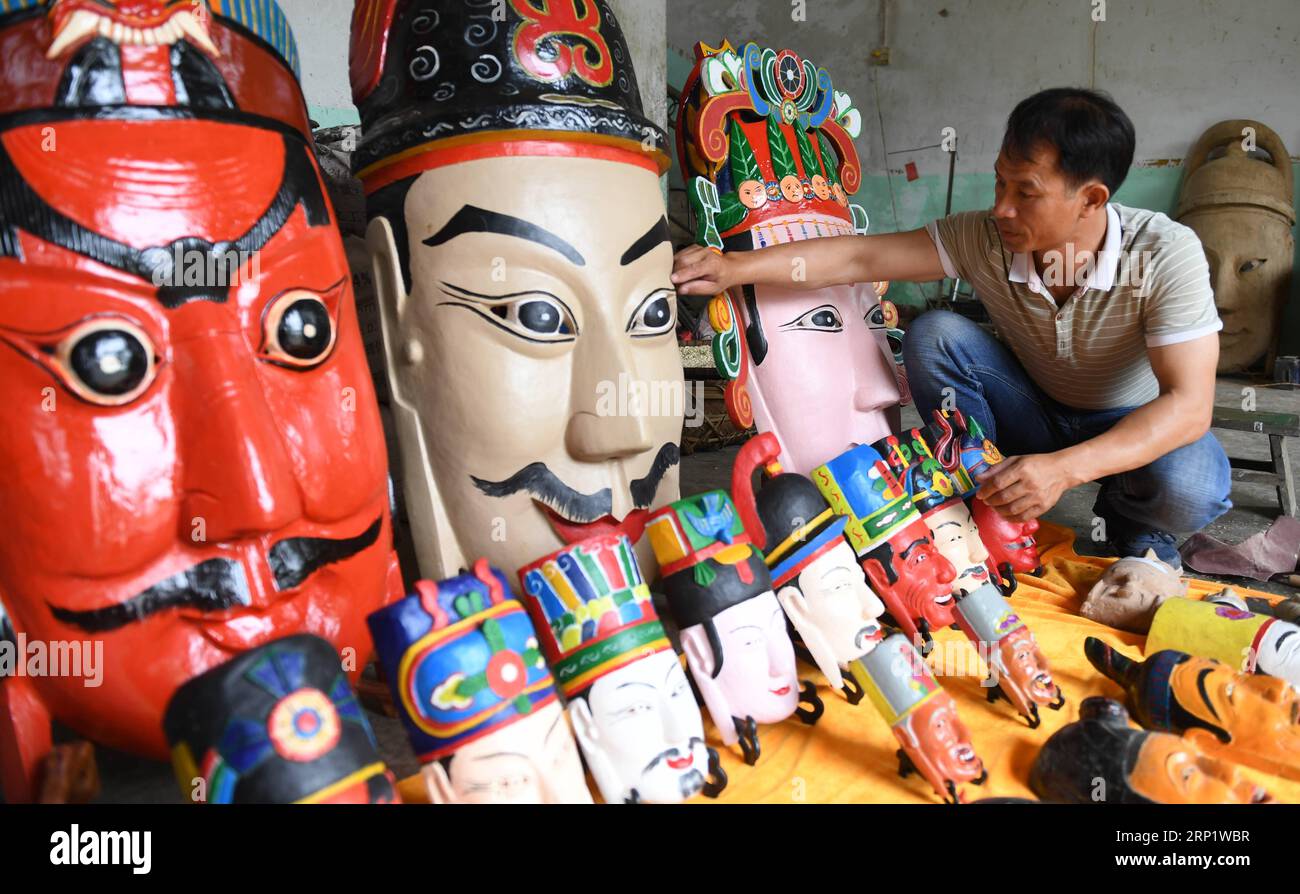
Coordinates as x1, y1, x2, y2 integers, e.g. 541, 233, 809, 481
1274, 435, 1298, 517
1230, 468, 1283, 485
1211, 405, 1300, 437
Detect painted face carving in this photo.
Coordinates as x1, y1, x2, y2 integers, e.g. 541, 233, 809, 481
923, 502, 991, 596
1129, 735, 1269, 804
997, 627, 1056, 704
971, 498, 1041, 573
907, 697, 982, 784
427, 701, 591, 805
368, 562, 591, 804
737, 180, 769, 209
1175, 119, 1294, 372
0, 120, 395, 760
370, 155, 682, 580
1089, 638, 1300, 783
862, 519, 958, 635
780, 541, 886, 676
675, 42, 898, 475
1080, 550, 1186, 633
681, 593, 800, 725
1258, 621, 1300, 686
570, 650, 713, 804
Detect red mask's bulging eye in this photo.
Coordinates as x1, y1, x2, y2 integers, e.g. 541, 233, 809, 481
263, 290, 336, 367
56, 319, 157, 406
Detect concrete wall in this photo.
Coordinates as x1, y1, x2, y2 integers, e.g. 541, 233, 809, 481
666, 0, 1300, 349
281, 0, 667, 130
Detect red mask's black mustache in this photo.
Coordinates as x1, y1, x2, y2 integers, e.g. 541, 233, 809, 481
47, 518, 382, 633
471, 444, 679, 523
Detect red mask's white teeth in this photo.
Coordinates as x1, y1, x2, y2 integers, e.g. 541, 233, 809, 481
46, 6, 221, 59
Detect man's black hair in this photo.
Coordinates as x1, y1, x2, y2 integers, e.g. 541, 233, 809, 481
1001, 87, 1136, 196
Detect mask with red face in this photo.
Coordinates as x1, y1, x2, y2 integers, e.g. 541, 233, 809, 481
0, 0, 401, 801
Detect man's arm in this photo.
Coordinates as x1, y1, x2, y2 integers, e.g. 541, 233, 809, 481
977, 333, 1219, 521
671, 227, 948, 296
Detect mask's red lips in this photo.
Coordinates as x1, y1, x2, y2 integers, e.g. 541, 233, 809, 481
538, 502, 651, 545
667, 754, 693, 770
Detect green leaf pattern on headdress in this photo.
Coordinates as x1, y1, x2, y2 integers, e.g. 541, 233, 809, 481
728, 117, 762, 186
794, 123, 822, 180
766, 113, 798, 180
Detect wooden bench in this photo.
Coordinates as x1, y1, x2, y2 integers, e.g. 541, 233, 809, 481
1211, 405, 1299, 516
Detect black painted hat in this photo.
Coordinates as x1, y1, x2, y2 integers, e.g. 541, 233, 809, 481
164, 635, 397, 804
349, 0, 668, 182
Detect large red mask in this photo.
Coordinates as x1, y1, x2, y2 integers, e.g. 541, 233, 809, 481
0, 0, 400, 799
861, 518, 957, 646
970, 498, 1042, 576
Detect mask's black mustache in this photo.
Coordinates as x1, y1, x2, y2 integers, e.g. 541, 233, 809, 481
642, 736, 706, 774
48, 558, 250, 633
269, 517, 383, 591
472, 464, 612, 523
630, 443, 680, 509
471, 443, 681, 523
47, 517, 383, 633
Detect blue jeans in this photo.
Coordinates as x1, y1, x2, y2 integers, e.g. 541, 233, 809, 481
903, 310, 1231, 545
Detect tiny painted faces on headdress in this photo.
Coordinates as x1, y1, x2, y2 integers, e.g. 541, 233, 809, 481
370, 152, 683, 579
779, 540, 886, 670
0, 120, 395, 758
424, 700, 592, 805
861, 520, 959, 633
779, 174, 805, 204
737, 179, 770, 210
971, 499, 1041, 573
810, 173, 832, 201
569, 650, 712, 804
923, 502, 990, 596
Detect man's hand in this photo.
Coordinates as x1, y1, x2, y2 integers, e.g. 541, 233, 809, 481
975, 453, 1079, 522
671, 245, 736, 295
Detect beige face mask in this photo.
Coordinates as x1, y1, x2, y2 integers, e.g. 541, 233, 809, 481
367, 153, 684, 579
1176, 119, 1295, 373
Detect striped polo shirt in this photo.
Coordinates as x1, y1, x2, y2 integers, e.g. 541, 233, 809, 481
925, 203, 1222, 410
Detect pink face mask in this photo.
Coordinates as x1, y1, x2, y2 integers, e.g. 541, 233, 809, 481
738, 215, 900, 475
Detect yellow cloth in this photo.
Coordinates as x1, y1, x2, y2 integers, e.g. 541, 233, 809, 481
705, 521, 1300, 803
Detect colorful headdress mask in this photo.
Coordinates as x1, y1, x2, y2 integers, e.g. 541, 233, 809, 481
811, 443, 919, 556
163, 635, 397, 804
873, 432, 963, 517
517, 533, 666, 699
927, 408, 1004, 498
853, 633, 944, 726
647, 490, 771, 627
676, 40, 867, 246
366, 560, 557, 763
350, 0, 669, 192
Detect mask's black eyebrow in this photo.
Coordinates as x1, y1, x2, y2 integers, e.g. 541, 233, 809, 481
620, 216, 670, 266
423, 205, 585, 267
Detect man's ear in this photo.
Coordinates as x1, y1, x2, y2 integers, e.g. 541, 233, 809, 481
1081, 181, 1110, 214
421, 761, 457, 805
777, 585, 843, 690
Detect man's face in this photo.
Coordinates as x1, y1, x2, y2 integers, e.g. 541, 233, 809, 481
683, 591, 799, 725
1185, 208, 1292, 371
923, 502, 990, 596
575, 650, 709, 803
0, 121, 394, 757
971, 498, 1040, 573
743, 251, 899, 474
798, 541, 886, 664
991, 144, 1091, 255
441, 701, 592, 804
385, 154, 683, 579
